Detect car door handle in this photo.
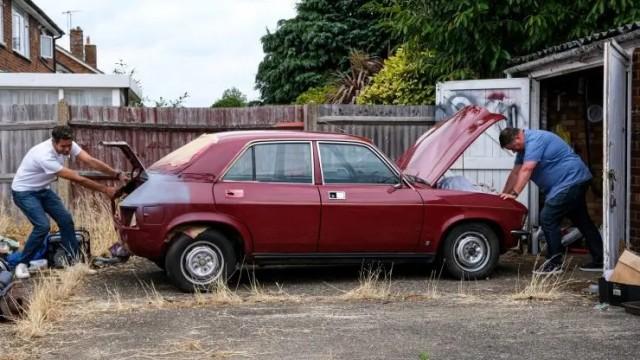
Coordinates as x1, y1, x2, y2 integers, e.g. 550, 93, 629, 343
328, 191, 346, 200
225, 189, 244, 198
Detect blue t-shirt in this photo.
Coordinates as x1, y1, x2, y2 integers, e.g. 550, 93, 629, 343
515, 129, 592, 201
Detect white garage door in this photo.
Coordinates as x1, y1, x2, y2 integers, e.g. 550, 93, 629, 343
436, 78, 538, 226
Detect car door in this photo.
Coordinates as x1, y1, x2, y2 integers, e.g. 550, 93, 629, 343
316, 141, 423, 252
213, 141, 320, 253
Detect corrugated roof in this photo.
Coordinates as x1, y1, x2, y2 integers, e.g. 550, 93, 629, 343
510, 22, 640, 65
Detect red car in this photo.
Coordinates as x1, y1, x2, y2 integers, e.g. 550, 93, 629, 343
107, 106, 527, 291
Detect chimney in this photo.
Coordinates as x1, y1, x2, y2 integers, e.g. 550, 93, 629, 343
84, 36, 97, 69
70, 27, 84, 60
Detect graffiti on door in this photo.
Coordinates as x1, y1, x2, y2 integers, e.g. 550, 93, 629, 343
436, 90, 523, 128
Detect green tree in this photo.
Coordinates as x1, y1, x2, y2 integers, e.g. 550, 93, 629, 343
211, 88, 248, 108
377, 0, 640, 79
256, 0, 397, 104
357, 47, 437, 105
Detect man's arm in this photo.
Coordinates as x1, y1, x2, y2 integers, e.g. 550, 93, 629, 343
57, 167, 117, 198
77, 150, 128, 181
502, 165, 522, 193
499, 161, 536, 200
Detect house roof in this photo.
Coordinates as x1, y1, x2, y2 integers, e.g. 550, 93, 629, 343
18, 0, 65, 37
510, 22, 640, 65
55, 45, 103, 74
0, 73, 142, 99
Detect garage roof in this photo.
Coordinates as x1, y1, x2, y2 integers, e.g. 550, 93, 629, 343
510, 22, 640, 65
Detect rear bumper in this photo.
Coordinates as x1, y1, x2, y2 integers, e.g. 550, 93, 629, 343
117, 223, 165, 259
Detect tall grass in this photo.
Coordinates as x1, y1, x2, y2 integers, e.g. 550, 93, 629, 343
15, 263, 93, 338
72, 193, 118, 256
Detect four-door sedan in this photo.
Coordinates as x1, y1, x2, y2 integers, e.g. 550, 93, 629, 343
107, 106, 527, 292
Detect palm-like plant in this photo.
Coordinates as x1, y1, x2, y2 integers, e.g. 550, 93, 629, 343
330, 50, 383, 104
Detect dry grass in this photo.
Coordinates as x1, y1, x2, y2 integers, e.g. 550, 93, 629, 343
243, 269, 302, 303
193, 277, 243, 306
15, 263, 93, 338
0, 201, 31, 245
340, 265, 393, 301
114, 338, 251, 359
139, 280, 167, 308
423, 271, 441, 299
511, 259, 577, 301
72, 193, 118, 256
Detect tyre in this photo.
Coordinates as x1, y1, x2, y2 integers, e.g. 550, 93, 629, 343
442, 222, 499, 279
165, 230, 237, 292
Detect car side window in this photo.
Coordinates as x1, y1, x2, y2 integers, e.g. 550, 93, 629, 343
224, 142, 312, 183
319, 143, 398, 184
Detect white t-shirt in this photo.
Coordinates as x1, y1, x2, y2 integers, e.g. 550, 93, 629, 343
11, 139, 82, 192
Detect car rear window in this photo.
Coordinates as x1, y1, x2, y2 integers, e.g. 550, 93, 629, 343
149, 134, 218, 170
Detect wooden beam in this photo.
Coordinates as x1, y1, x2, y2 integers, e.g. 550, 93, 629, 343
0, 120, 57, 130
317, 115, 435, 125
68, 120, 279, 131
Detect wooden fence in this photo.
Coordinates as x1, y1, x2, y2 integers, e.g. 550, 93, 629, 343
0, 102, 435, 202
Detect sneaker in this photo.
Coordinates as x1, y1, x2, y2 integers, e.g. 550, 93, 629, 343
579, 262, 603, 272
533, 260, 563, 275
14, 263, 30, 279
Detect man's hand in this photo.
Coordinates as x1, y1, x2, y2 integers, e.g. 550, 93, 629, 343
105, 186, 118, 199
116, 171, 131, 182
499, 192, 517, 200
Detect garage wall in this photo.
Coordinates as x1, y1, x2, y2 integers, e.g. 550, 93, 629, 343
630, 48, 640, 251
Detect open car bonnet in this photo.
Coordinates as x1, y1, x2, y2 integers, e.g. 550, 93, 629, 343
397, 106, 506, 186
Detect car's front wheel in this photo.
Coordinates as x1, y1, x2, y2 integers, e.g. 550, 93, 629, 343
165, 230, 237, 292
442, 222, 499, 279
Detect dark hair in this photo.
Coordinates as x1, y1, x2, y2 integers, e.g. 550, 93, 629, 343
52, 125, 74, 142
499, 128, 520, 148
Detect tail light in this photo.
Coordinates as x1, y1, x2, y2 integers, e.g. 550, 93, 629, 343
120, 206, 138, 227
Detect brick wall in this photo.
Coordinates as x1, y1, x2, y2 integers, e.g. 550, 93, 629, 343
630, 48, 640, 251
0, 0, 55, 72
55, 49, 98, 74
544, 69, 604, 227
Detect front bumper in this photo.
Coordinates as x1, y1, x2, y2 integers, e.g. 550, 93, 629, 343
511, 229, 531, 240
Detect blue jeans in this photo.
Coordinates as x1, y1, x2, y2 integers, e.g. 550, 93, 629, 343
11, 189, 77, 265
540, 181, 603, 265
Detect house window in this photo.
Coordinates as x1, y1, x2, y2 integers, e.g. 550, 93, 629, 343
12, 5, 29, 58
40, 34, 53, 58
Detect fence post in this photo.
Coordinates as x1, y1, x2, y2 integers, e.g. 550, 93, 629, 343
303, 104, 319, 131
57, 100, 72, 208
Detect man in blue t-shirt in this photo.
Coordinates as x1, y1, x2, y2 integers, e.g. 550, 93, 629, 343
499, 128, 603, 275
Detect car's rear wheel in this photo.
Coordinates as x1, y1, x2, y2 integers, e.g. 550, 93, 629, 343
165, 230, 237, 292
442, 222, 499, 279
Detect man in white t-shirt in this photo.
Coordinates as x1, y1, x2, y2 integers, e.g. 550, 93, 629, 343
10, 125, 127, 278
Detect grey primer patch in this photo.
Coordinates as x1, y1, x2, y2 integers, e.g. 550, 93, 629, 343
121, 173, 190, 206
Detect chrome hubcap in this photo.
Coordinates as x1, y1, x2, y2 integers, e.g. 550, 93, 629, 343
181, 241, 224, 286
453, 232, 490, 272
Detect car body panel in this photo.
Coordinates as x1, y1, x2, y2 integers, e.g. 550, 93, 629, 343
397, 106, 506, 185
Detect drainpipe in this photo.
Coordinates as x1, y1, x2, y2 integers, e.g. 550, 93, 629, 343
52, 33, 64, 73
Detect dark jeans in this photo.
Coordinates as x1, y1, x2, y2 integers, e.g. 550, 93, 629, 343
11, 189, 77, 265
540, 181, 603, 265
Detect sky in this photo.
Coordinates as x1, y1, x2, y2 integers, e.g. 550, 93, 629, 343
36, 0, 298, 107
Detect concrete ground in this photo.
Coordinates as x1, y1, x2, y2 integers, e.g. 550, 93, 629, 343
1, 251, 639, 359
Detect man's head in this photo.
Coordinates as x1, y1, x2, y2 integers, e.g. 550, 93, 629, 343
499, 128, 525, 152
51, 125, 74, 155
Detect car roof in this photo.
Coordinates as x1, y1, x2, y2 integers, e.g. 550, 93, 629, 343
210, 130, 372, 145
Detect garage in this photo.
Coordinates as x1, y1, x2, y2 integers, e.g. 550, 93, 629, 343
436, 22, 640, 270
